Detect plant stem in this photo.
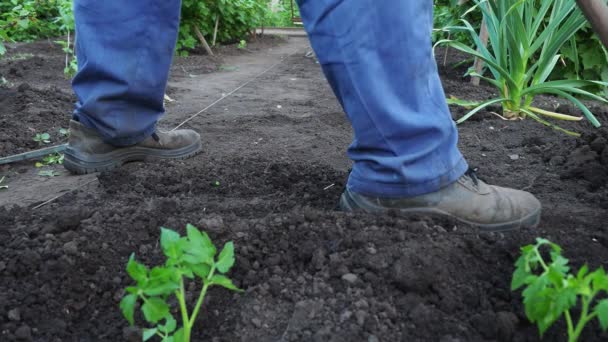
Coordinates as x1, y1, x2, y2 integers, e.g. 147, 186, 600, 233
535, 249, 550, 271
177, 278, 191, 342
188, 265, 216, 330
565, 311, 575, 341
570, 296, 596, 342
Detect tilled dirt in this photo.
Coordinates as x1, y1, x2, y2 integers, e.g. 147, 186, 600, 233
1, 40, 608, 342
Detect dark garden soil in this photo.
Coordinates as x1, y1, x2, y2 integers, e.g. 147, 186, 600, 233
1, 39, 608, 341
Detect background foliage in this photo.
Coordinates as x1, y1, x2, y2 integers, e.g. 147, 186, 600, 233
0, 0, 291, 57
178, 0, 269, 54
1, 0, 605, 91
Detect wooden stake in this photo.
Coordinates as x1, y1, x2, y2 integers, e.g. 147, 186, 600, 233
471, 17, 489, 86
194, 25, 214, 56
212, 16, 219, 47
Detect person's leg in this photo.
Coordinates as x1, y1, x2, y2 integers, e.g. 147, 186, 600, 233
297, 0, 541, 231
64, 0, 201, 174
297, 0, 466, 197
72, 0, 180, 146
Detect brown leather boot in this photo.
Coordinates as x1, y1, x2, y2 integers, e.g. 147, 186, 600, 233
64, 120, 201, 174
339, 169, 541, 232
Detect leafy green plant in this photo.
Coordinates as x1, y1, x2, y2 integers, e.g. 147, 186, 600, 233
120, 224, 242, 342
238, 39, 247, 49
38, 170, 60, 177
35, 153, 64, 167
512, 238, 608, 342
33, 132, 51, 144
439, 0, 608, 136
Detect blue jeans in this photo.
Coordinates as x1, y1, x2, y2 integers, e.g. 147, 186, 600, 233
72, 0, 468, 197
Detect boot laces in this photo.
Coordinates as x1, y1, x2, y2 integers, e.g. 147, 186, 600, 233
151, 132, 163, 147
465, 167, 480, 187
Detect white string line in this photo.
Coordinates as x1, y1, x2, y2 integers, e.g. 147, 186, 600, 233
32, 177, 98, 209
172, 48, 301, 131
33, 48, 302, 210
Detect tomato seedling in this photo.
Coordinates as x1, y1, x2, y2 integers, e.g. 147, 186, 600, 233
120, 224, 242, 342
512, 238, 608, 342
35, 153, 64, 167
33, 132, 51, 145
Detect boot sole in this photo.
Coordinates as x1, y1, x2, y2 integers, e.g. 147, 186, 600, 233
339, 191, 541, 232
63, 140, 202, 175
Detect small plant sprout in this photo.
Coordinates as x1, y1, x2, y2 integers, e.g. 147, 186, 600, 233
512, 238, 608, 342
238, 39, 247, 49
33, 133, 51, 145
212, 180, 220, 187
0, 176, 8, 190
36, 153, 64, 167
58, 128, 70, 137
120, 224, 242, 342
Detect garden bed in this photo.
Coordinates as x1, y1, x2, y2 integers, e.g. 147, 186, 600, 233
1, 39, 608, 341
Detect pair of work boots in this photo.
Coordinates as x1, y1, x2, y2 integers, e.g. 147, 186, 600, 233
64, 120, 541, 232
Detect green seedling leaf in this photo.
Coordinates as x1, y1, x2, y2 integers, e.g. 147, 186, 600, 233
159, 314, 177, 334
119, 294, 137, 326
592, 268, 608, 292
127, 254, 148, 284
186, 224, 216, 263
216, 241, 235, 273
596, 299, 608, 331
513, 237, 608, 341
143, 328, 158, 341
33, 133, 51, 144
173, 328, 185, 342
212, 180, 220, 187
160, 227, 183, 260
161, 228, 181, 250
144, 266, 180, 296
191, 263, 211, 279
142, 297, 170, 323
210, 274, 242, 292
58, 128, 70, 137
125, 286, 139, 295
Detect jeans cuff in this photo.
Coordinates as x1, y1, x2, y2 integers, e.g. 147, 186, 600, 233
346, 157, 469, 198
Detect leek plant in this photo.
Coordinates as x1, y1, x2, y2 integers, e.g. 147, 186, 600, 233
439, 0, 608, 136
